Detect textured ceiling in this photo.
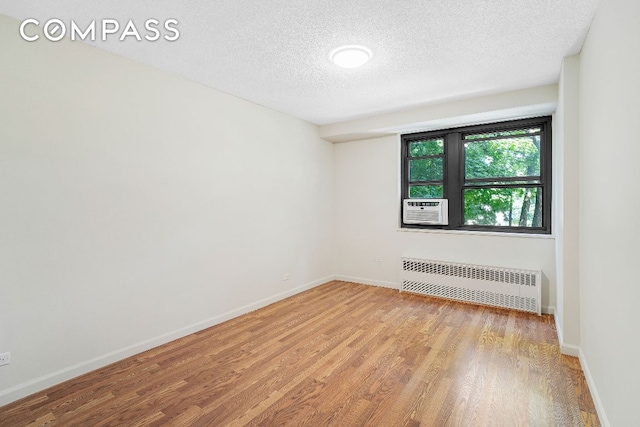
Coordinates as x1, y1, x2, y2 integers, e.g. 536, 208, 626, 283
0, 1, 600, 125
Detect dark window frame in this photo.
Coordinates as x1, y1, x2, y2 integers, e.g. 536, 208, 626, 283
400, 116, 552, 234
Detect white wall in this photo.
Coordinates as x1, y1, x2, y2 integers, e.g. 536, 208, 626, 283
554, 55, 581, 355
0, 14, 334, 405
333, 135, 556, 309
578, 0, 640, 425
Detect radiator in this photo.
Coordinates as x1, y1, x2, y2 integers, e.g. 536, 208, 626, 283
400, 258, 541, 315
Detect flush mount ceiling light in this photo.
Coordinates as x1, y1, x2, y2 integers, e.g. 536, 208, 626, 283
330, 45, 372, 68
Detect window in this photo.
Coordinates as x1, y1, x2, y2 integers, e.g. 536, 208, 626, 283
401, 116, 552, 234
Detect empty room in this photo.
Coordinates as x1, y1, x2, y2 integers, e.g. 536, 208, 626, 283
0, 0, 638, 426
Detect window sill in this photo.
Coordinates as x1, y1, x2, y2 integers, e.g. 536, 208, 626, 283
396, 227, 555, 239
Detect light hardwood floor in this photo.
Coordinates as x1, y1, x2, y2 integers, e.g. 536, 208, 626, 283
0, 281, 599, 426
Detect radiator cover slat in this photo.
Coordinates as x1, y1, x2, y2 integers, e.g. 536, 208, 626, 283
400, 258, 541, 315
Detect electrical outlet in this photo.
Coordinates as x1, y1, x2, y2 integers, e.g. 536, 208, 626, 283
283, 274, 290, 281
375, 256, 384, 263
0, 352, 10, 367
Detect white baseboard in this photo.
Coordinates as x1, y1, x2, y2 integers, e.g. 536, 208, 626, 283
0, 275, 332, 407
333, 275, 399, 290
579, 348, 610, 427
551, 308, 581, 357
551, 314, 607, 424
560, 343, 580, 357
553, 308, 565, 347
1, 275, 611, 427
337, 279, 558, 319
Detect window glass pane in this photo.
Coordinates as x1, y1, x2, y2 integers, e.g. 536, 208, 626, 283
464, 187, 542, 227
465, 136, 540, 180
409, 139, 444, 157
410, 157, 443, 182
409, 185, 443, 198
464, 128, 541, 140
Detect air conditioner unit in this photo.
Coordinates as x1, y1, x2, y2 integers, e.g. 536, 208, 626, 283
403, 199, 448, 225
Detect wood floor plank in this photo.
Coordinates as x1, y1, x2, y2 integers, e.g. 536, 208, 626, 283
0, 281, 600, 426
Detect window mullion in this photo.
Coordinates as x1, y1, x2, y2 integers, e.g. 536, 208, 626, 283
445, 132, 462, 227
